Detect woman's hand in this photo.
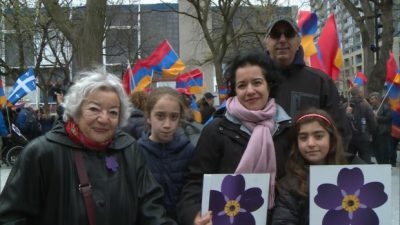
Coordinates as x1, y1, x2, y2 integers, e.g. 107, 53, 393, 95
193, 211, 212, 225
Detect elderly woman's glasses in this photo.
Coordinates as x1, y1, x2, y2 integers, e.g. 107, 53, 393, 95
269, 29, 296, 39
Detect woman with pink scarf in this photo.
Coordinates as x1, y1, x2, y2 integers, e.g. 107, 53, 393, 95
177, 52, 292, 225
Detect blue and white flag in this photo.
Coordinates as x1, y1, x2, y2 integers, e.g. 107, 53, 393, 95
7, 68, 36, 105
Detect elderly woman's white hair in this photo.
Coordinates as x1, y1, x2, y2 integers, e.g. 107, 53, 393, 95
62, 68, 131, 127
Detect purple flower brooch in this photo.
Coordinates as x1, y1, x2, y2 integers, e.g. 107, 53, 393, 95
105, 156, 118, 172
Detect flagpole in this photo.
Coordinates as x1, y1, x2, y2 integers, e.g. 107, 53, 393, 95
137, 0, 141, 59
127, 60, 136, 92
5, 105, 11, 134
376, 82, 394, 113
36, 82, 40, 109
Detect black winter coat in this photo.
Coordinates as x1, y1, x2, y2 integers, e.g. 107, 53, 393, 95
271, 176, 308, 225
0, 123, 176, 225
349, 96, 377, 138
177, 112, 291, 225
138, 132, 194, 221
372, 102, 392, 135
269, 48, 351, 146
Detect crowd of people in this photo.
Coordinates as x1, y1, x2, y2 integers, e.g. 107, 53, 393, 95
0, 15, 397, 225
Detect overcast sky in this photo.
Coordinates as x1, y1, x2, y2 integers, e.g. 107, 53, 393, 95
139, 0, 310, 9
72, 0, 309, 9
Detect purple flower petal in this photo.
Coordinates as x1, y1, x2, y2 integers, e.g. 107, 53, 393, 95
314, 184, 343, 209
221, 175, 245, 200
240, 187, 264, 212
234, 212, 255, 225
212, 211, 231, 225
352, 208, 379, 225
337, 167, 364, 194
358, 182, 388, 208
105, 156, 118, 172
209, 190, 226, 212
322, 209, 349, 225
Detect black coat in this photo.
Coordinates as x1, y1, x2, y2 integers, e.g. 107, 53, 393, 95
0, 123, 176, 225
372, 102, 392, 135
269, 48, 351, 146
177, 113, 291, 225
349, 96, 377, 138
138, 132, 194, 220
271, 176, 308, 225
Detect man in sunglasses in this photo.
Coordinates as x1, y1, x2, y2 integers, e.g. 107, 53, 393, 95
265, 16, 352, 152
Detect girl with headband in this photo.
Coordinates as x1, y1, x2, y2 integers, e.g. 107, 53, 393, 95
272, 107, 348, 225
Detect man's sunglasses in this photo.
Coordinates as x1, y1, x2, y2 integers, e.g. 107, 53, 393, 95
269, 29, 297, 39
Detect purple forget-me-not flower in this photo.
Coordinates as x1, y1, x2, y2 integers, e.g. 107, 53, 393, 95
209, 174, 264, 225
314, 167, 388, 225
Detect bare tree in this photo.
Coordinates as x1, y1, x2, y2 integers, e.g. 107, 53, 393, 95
0, 0, 72, 112
33, 12, 72, 113
0, 0, 35, 78
42, 0, 107, 71
178, 0, 279, 88
339, 0, 394, 93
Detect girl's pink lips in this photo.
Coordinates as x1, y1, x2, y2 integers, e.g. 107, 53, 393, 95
306, 150, 320, 154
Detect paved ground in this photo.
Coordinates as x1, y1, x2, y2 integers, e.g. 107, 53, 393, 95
1, 164, 399, 224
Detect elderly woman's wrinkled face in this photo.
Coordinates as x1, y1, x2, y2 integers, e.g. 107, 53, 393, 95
77, 89, 120, 144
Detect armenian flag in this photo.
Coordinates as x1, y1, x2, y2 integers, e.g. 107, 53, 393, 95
353, 71, 368, 86
317, 13, 343, 81
386, 51, 398, 83
388, 71, 400, 113
191, 96, 202, 123
123, 60, 153, 93
218, 85, 229, 100
143, 40, 185, 76
298, 11, 318, 61
175, 68, 203, 94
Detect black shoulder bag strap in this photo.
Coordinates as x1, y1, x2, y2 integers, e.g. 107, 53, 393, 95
73, 150, 97, 225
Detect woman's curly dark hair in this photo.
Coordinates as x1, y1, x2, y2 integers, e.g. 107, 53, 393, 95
223, 51, 282, 98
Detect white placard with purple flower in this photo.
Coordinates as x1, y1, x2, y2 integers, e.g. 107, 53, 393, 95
310, 165, 391, 225
201, 173, 270, 225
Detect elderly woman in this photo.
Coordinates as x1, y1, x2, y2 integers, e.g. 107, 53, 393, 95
177, 52, 292, 225
0, 70, 176, 225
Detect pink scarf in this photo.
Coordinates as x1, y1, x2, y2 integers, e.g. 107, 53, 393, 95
226, 96, 277, 209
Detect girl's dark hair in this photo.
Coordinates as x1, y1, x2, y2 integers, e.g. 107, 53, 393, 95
224, 51, 281, 98
284, 108, 347, 197
144, 87, 186, 120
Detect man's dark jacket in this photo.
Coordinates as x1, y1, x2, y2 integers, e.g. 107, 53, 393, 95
349, 96, 377, 138
268, 47, 351, 145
